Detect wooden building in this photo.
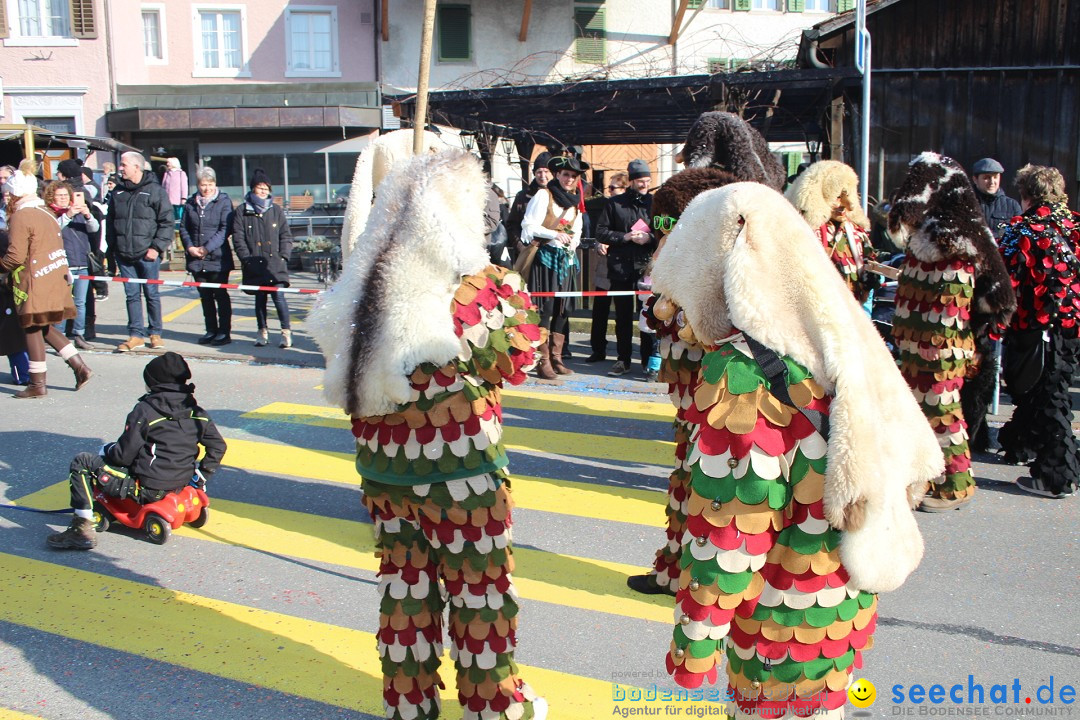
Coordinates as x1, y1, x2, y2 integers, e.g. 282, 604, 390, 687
800, 0, 1080, 202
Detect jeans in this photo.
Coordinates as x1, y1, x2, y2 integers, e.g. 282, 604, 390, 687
117, 256, 162, 338
66, 266, 90, 336
255, 290, 290, 330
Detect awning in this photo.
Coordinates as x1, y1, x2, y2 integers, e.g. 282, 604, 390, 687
392, 68, 860, 147
0, 124, 141, 155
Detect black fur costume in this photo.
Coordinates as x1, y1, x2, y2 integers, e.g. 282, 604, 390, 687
676, 112, 786, 191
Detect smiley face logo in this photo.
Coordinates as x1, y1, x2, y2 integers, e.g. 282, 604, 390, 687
848, 678, 876, 708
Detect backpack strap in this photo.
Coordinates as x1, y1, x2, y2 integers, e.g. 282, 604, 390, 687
742, 333, 830, 439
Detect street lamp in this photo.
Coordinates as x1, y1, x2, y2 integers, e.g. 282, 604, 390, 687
499, 137, 515, 156
459, 132, 476, 151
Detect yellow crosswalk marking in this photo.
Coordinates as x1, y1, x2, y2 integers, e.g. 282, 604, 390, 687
0, 710, 47, 719
505, 388, 674, 422
0, 553, 617, 719
219, 437, 668, 526
15, 483, 671, 624
162, 299, 201, 323
240, 402, 674, 466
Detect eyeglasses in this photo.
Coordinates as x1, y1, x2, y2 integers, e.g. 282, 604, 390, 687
607, 185, 624, 191
653, 215, 678, 232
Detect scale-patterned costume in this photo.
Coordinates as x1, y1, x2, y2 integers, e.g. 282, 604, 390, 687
355, 266, 544, 720
887, 153, 1015, 505
785, 161, 877, 304
892, 257, 977, 498
651, 182, 942, 720
309, 151, 547, 720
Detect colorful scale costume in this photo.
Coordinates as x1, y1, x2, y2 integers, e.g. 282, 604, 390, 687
998, 203, 1080, 489
887, 152, 1015, 506
645, 294, 704, 593
819, 222, 876, 304
354, 266, 545, 720
892, 257, 976, 500
666, 332, 876, 719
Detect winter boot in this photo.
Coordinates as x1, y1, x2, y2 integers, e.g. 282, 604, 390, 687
47, 516, 97, 550
66, 354, 93, 390
536, 341, 559, 380
14, 372, 47, 399
279, 329, 293, 348
549, 332, 574, 375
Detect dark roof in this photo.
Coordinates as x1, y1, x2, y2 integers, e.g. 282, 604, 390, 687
393, 68, 859, 147
801, 0, 902, 40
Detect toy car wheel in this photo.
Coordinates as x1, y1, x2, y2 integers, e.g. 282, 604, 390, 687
188, 507, 209, 529
91, 504, 112, 533
144, 514, 171, 545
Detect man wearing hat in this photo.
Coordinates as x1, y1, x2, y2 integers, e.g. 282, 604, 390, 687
595, 159, 656, 377
47, 351, 227, 550
506, 151, 553, 254
971, 157, 1022, 240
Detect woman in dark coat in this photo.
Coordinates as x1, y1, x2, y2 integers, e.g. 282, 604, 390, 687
232, 168, 292, 348
180, 166, 234, 346
998, 164, 1080, 498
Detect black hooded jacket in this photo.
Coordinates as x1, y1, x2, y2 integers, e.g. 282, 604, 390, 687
104, 383, 227, 491
974, 187, 1022, 240
106, 172, 175, 262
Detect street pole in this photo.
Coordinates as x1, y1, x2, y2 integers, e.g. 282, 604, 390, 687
855, 0, 871, 213
413, 0, 437, 155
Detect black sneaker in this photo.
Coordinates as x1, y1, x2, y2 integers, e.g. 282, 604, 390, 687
585, 353, 606, 363
47, 517, 97, 550
607, 361, 630, 376
626, 573, 676, 596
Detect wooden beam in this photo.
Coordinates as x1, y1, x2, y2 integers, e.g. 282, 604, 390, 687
414, 0, 437, 154
519, 0, 532, 42
669, 0, 690, 45
381, 0, 389, 41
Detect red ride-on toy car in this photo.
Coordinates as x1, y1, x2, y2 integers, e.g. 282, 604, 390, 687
91, 480, 210, 545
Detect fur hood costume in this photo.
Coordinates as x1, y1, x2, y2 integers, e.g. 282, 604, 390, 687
675, 112, 786, 191
652, 182, 942, 593
310, 149, 491, 417
339, 128, 450, 260
785, 160, 870, 231
886, 152, 1015, 507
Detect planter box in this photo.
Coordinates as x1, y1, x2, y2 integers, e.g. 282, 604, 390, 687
299, 251, 333, 272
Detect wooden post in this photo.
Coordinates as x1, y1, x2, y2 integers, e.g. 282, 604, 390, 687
413, 0, 437, 155
669, 0, 690, 44
519, 0, 532, 41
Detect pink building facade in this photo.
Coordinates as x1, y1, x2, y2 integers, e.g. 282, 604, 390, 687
2, 0, 382, 204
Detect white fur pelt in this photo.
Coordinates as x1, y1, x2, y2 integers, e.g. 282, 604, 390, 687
340, 128, 449, 260
309, 150, 490, 417
652, 182, 944, 594
785, 160, 871, 230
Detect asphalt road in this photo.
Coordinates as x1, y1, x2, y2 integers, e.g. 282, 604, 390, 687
0, 275, 1076, 720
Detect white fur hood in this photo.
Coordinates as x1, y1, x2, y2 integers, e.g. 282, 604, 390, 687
308, 150, 490, 417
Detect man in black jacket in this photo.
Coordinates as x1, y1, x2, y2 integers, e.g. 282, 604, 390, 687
47, 352, 227, 550
108, 151, 174, 352
595, 159, 656, 377
971, 157, 1022, 240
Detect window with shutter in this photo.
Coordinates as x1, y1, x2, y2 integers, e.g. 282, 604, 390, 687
707, 57, 730, 73
70, 0, 96, 38
574, 6, 605, 64
0, 1, 8, 38
837, 0, 855, 10
787, 0, 805, 11
688, 0, 705, 8
733, 0, 751, 11
437, 4, 471, 62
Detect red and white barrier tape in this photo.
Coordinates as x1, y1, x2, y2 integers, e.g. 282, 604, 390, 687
75, 275, 653, 298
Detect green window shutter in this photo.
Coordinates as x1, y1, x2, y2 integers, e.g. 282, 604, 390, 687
734, 0, 751, 11
837, 0, 855, 10
574, 6, 606, 64
787, 0, 805, 11
688, 0, 706, 8
70, 0, 97, 39
437, 5, 471, 61
707, 57, 729, 73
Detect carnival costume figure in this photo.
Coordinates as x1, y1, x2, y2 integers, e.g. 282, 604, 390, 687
785, 161, 879, 305
651, 182, 943, 719
887, 153, 1015, 512
309, 150, 547, 720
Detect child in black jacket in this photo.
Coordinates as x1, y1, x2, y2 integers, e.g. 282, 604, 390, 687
48, 352, 227, 550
